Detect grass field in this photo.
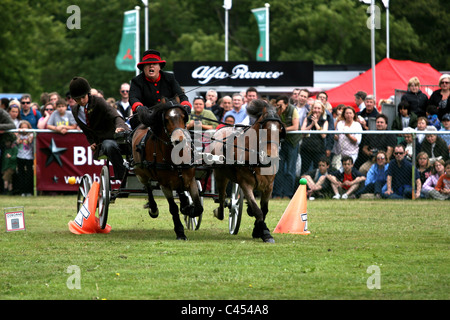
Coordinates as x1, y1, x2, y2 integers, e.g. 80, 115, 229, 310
0, 195, 448, 301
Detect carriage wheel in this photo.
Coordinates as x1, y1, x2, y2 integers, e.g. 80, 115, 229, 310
183, 180, 203, 231
98, 165, 111, 230
77, 174, 93, 212
228, 183, 244, 235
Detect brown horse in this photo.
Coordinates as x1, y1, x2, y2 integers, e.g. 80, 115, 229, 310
132, 101, 203, 240
210, 99, 285, 243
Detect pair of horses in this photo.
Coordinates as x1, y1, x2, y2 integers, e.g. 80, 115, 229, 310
131, 99, 284, 243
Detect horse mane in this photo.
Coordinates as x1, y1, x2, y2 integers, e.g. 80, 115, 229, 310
246, 99, 278, 120
138, 98, 184, 131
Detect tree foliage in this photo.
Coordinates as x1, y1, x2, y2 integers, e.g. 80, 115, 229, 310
0, 0, 448, 101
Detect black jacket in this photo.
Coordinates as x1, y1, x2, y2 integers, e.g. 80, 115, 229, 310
401, 90, 428, 117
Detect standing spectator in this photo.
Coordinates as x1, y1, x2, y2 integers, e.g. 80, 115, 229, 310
290, 88, 300, 106
400, 76, 429, 117
383, 145, 421, 199
296, 89, 311, 131
16, 120, 34, 196
420, 126, 449, 162
48, 92, 61, 106
1, 135, 18, 195
243, 87, 259, 125
333, 106, 363, 169
355, 151, 389, 199
7, 100, 21, 128
328, 155, 366, 199
422, 159, 446, 198
428, 74, 450, 121
300, 100, 328, 175
205, 89, 219, 110
357, 95, 379, 130
223, 93, 248, 124
316, 91, 332, 112
439, 113, 450, 149
47, 99, 78, 134
19, 94, 41, 129
213, 95, 232, 122
272, 95, 300, 199
391, 100, 418, 131
66, 91, 77, 111
37, 102, 55, 129
357, 114, 396, 175
428, 160, 450, 200
1, 98, 10, 110
354, 91, 367, 112
0, 107, 16, 143
115, 83, 131, 120
186, 96, 217, 130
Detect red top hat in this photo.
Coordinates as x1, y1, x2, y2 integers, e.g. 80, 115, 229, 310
137, 49, 166, 70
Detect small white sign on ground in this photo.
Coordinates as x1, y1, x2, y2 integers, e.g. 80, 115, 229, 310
4, 207, 26, 232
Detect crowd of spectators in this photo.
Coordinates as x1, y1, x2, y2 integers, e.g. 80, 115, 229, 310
1, 74, 449, 200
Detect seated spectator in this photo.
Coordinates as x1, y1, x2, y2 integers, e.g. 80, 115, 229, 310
37, 102, 55, 129
354, 151, 389, 199
391, 100, 418, 131
428, 160, 450, 200
415, 116, 428, 144
383, 145, 421, 199
416, 151, 433, 185
301, 156, 333, 200
333, 106, 363, 169
420, 126, 449, 163
426, 105, 441, 130
422, 159, 446, 198
439, 113, 450, 148
400, 127, 421, 162
400, 76, 429, 117
328, 155, 366, 199
357, 95, 379, 130
47, 99, 78, 134
187, 96, 217, 131
300, 100, 328, 175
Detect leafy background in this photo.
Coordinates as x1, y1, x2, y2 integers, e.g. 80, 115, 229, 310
0, 0, 448, 100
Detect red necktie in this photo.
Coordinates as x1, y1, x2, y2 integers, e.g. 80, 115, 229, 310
84, 107, 89, 126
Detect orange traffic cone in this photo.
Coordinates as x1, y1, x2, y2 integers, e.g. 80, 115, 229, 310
273, 178, 310, 235
68, 181, 111, 234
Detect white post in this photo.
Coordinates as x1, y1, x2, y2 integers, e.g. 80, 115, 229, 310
224, 0, 232, 61
135, 6, 140, 76
265, 3, 270, 61
386, 0, 389, 58
371, 0, 376, 101
142, 0, 148, 50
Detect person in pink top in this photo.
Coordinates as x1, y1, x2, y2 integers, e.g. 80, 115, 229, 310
428, 160, 450, 200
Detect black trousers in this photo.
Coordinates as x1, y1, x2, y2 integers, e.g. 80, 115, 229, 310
100, 139, 126, 180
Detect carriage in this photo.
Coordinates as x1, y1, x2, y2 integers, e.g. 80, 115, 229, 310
75, 99, 284, 242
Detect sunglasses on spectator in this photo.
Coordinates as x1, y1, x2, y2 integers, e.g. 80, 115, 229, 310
394, 152, 404, 155
441, 81, 449, 84
121, 90, 129, 93
45, 108, 54, 111
21, 101, 31, 104
377, 157, 385, 160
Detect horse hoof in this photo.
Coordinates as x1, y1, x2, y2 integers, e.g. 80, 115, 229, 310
263, 237, 275, 244
176, 235, 187, 241
148, 208, 159, 219
213, 208, 223, 220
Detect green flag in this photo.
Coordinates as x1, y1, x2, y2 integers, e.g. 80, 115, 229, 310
115, 10, 138, 72
251, 6, 269, 61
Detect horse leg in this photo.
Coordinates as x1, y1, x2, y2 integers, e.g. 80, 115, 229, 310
145, 184, 159, 218
213, 171, 229, 221
161, 186, 187, 240
240, 182, 274, 243
188, 178, 203, 217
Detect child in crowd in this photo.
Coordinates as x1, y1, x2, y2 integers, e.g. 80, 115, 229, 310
328, 155, 366, 199
301, 156, 333, 200
422, 159, 446, 198
1, 135, 18, 195
426, 105, 441, 130
46, 99, 78, 134
16, 120, 34, 196
415, 117, 428, 144
439, 113, 450, 149
7, 100, 21, 128
428, 160, 450, 200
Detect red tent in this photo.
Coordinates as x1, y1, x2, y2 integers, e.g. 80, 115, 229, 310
325, 58, 442, 111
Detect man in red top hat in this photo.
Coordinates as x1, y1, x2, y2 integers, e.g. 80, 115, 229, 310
129, 49, 190, 129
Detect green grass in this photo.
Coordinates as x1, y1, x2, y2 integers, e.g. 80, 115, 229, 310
0, 195, 448, 300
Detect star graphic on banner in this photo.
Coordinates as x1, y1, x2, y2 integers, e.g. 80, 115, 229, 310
41, 138, 67, 167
